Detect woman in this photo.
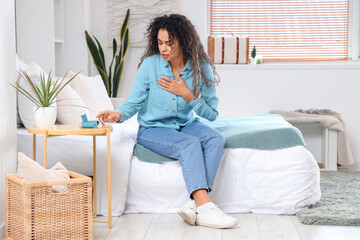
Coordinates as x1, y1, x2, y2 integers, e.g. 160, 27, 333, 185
97, 14, 238, 229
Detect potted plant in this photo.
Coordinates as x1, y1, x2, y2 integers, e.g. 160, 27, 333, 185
10, 70, 80, 128
85, 9, 130, 109
251, 45, 257, 65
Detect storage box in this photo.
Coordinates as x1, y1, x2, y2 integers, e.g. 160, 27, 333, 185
6, 171, 93, 240
208, 35, 249, 64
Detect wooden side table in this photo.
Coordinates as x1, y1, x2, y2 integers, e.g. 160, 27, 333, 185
28, 125, 113, 228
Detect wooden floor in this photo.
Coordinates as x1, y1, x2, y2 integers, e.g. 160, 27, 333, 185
93, 213, 360, 240
94, 165, 360, 239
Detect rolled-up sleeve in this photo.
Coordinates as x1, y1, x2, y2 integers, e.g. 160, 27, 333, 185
115, 59, 150, 122
188, 63, 219, 121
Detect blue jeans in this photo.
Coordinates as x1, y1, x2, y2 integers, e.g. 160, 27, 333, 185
136, 121, 225, 198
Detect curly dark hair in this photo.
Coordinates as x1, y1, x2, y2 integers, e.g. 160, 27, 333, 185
139, 14, 219, 98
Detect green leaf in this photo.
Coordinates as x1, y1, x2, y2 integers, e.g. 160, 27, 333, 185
121, 28, 129, 59
85, 31, 109, 84
19, 69, 44, 106
85, 31, 112, 96
45, 72, 52, 106
108, 39, 118, 96
33, 84, 45, 106
84, 8, 130, 98
51, 71, 80, 101
108, 65, 113, 96
48, 79, 63, 105
113, 38, 117, 58
11, 68, 84, 108
111, 63, 119, 97
118, 48, 123, 64
93, 35, 106, 70
97, 67, 111, 96
120, 9, 130, 41
113, 59, 124, 98
112, 55, 121, 97
9, 82, 41, 107
85, 31, 105, 69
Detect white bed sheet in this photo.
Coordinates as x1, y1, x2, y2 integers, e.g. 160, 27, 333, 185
17, 118, 321, 216
125, 146, 320, 214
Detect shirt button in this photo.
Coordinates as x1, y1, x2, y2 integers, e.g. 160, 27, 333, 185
173, 122, 176, 125
173, 110, 176, 113
173, 98, 176, 100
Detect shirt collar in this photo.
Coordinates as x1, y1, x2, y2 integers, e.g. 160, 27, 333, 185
160, 54, 171, 68
182, 59, 192, 72
159, 54, 192, 72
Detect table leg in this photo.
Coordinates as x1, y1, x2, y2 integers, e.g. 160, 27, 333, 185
93, 135, 97, 218
33, 134, 36, 161
107, 131, 112, 228
43, 133, 47, 169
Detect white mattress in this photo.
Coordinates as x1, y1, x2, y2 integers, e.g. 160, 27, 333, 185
17, 125, 321, 215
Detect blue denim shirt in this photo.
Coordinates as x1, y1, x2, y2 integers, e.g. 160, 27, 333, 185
115, 54, 219, 129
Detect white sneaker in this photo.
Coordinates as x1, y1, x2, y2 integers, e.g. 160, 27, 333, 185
178, 200, 197, 225
196, 203, 238, 229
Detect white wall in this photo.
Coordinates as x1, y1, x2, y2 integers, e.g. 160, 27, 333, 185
16, 0, 91, 76
216, 64, 360, 163
16, 0, 55, 74
64, 0, 91, 74
89, 0, 360, 164
0, 0, 17, 238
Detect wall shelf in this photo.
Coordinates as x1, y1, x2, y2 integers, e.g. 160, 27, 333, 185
54, 39, 64, 43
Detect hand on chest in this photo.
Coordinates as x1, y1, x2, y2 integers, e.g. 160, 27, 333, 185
147, 69, 194, 111
153, 68, 194, 93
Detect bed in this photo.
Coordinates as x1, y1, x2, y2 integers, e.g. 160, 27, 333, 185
17, 114, 321, 216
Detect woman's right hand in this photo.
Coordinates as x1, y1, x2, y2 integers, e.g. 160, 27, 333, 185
96, 110, 121, 125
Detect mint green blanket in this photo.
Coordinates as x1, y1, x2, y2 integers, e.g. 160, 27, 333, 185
133, 114, 306, 163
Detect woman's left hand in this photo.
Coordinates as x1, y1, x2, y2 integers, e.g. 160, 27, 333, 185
157, 75, 194, 102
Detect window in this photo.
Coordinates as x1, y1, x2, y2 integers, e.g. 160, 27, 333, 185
210, 0, 350, 62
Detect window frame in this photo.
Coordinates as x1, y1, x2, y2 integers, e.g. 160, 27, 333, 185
207, 0, 360, 64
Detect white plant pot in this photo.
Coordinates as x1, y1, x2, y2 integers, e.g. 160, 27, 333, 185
111, 97, 128, 110
33, 106, 57, 128
251, 58, 257, 65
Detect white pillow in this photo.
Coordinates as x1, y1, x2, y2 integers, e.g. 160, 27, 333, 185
15, 54, 28, 81
17, 152, 70, 193
56, 83, 90, 124
17, 62, 56, 129
16, 55, 29, 127
69, 72, 113, 120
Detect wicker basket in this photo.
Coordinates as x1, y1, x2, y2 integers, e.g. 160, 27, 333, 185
6, 171, 93, 240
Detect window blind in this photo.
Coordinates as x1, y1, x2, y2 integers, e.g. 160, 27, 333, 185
210, 0, 349, 62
